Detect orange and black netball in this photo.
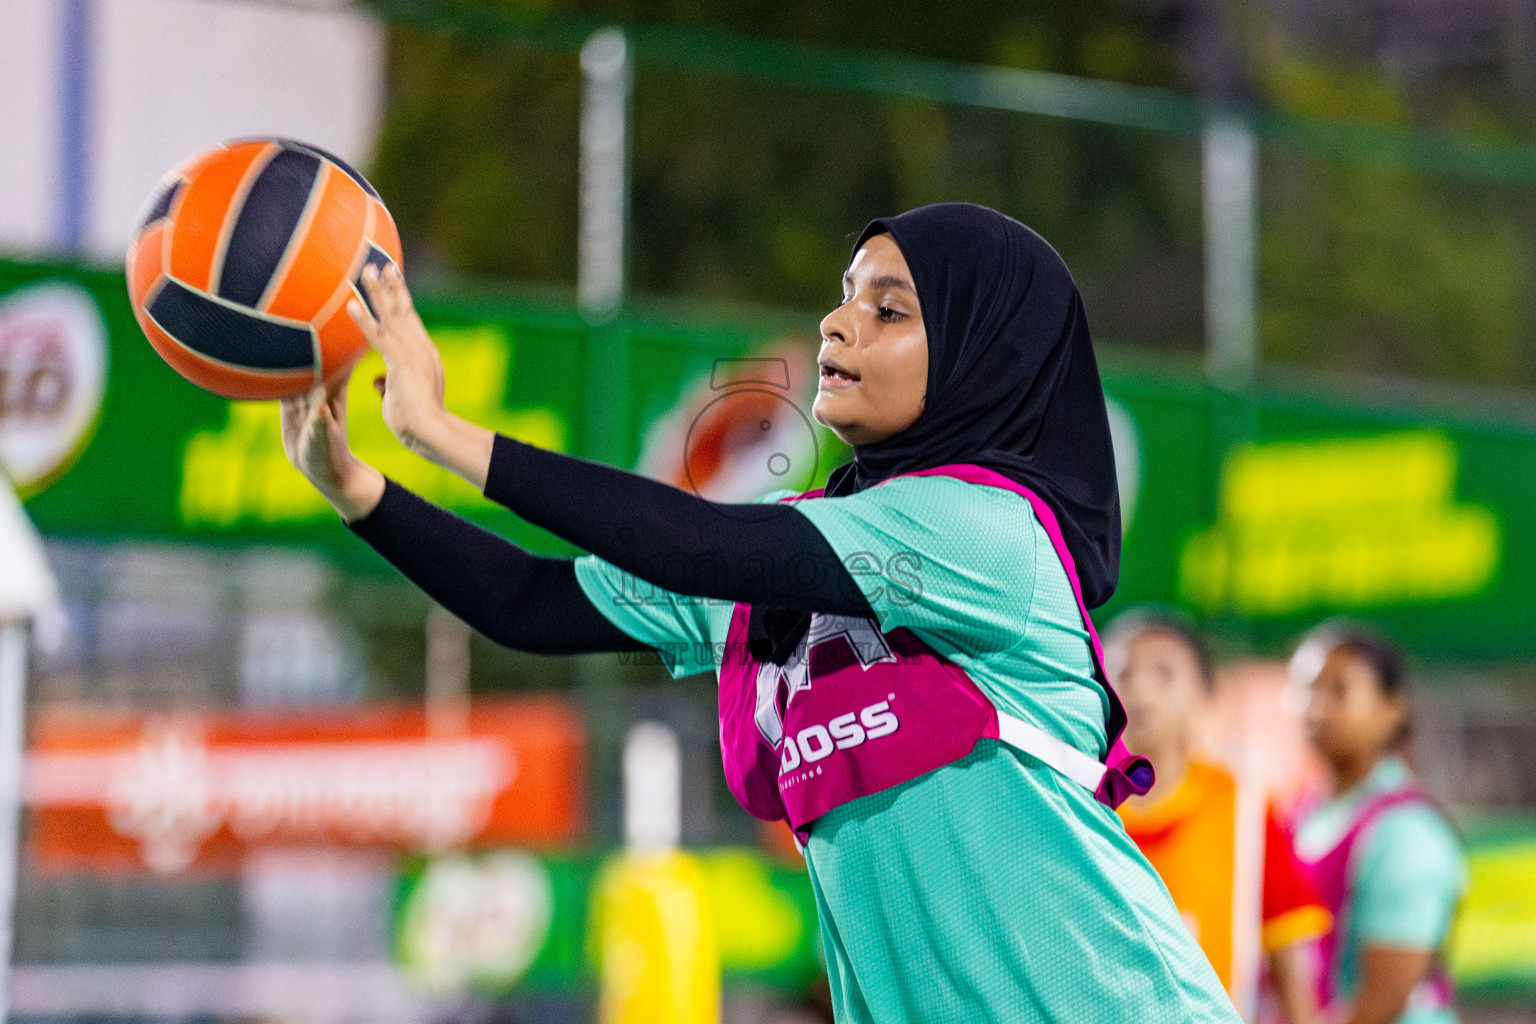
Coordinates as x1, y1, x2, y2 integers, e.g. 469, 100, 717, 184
125, 138, 402, 399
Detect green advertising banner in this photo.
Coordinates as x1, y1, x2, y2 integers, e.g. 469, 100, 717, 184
1096, 373, 1536, 657
6, 257, 1536, 659
1, 258, 839, 573
390, 847, 821, 997
1447, 818, 1536, 997
390, 829, 1536, 1001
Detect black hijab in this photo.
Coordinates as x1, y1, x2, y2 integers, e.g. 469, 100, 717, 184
752, 202, 1121, 663
835, 203, 1120, 599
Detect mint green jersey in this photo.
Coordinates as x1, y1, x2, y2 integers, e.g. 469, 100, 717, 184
576, 474, 1239, 1022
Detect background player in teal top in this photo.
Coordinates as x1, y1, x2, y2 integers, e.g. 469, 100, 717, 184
277, 202, 1241, 1022
1292, 626, 1466, 1024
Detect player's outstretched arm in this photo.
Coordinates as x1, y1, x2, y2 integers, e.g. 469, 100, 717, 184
347, 480, 647, 655
347, 262, 871, 617
279, 374, 642, 654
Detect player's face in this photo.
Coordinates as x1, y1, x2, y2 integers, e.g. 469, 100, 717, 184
814, 234, 929, 446
1305, 648, 1406, 770
1113, 630, 1207, 756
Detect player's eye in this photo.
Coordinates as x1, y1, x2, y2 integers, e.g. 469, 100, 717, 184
877, 305, 903, 322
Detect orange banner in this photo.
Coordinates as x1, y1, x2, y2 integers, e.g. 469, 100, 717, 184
25, 697, 585, 873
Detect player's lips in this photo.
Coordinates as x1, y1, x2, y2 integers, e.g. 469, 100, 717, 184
818, 358, 860, 389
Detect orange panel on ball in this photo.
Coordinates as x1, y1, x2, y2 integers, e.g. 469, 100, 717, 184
369, 198, 404, 267
315, 298, 371, 385
126, 222, 167, 311
168, 140, 272, 292
139, 310, 315, 400
263, 163, 368, 322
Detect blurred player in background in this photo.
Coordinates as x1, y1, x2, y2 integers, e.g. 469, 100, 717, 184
1108, 609, 1330, 1024
1290, 626, 1466, 1024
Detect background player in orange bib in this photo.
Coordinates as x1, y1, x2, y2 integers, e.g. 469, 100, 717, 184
1108, 609, 1331, 1024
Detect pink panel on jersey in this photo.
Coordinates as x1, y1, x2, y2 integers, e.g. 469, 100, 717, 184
715, 464, 1152, 842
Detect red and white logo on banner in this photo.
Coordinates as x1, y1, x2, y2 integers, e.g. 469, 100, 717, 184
25, 697, 586, 873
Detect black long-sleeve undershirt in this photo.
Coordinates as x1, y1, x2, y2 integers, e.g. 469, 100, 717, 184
347, 435, 870, 655
350, 480, 645, 654
483, 434, 869, 616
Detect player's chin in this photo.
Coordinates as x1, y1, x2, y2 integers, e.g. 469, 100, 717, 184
812, 392, 863, 440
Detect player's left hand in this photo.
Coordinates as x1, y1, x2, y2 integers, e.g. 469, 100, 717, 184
349, 262, 447, 460
348, 262, 495, 490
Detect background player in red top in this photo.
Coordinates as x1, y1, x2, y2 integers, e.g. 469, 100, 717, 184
1108, 609, 1331, 1024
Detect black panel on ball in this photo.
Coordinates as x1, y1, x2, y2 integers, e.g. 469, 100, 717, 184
148, 280, 314, 371
135, 179, 184, 233
353, 244, 396, 317
282, 140, 380, 198
217, 147, 322, 308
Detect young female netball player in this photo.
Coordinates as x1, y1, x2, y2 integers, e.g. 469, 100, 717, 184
1290, 626, 1465, 1024
281, 202, 1240, 1022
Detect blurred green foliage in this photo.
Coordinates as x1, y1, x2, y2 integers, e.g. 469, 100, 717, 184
369, 0, 1202, 350
374, 32, 581, 285
369, 0, 1536, 386
1257, 51, 1536, 384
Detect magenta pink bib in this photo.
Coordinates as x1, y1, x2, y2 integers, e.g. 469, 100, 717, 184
1295, 785, 1455, 1012
716, 464, 1152, 841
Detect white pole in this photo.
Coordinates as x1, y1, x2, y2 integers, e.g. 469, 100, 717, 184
0, 622, 27, 1024
424, 603, 471, 735
623, 721, 681, 852
579, 27, 632, 320
1229, 750, 1267, 1021
1202, 113, 1259, 389
0, 474, 57, 1024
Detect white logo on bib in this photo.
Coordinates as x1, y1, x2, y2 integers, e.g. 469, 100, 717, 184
752, 613, 895, 746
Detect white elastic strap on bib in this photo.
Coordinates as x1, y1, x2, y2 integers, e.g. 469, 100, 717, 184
996, 712, 1107, 793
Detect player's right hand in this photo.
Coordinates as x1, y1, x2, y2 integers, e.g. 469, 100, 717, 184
280, 378, 384, 522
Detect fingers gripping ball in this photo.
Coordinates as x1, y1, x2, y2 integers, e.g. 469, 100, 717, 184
125, 138, 403, 399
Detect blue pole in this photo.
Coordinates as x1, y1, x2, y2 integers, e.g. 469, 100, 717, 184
57, 0, 93, 254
